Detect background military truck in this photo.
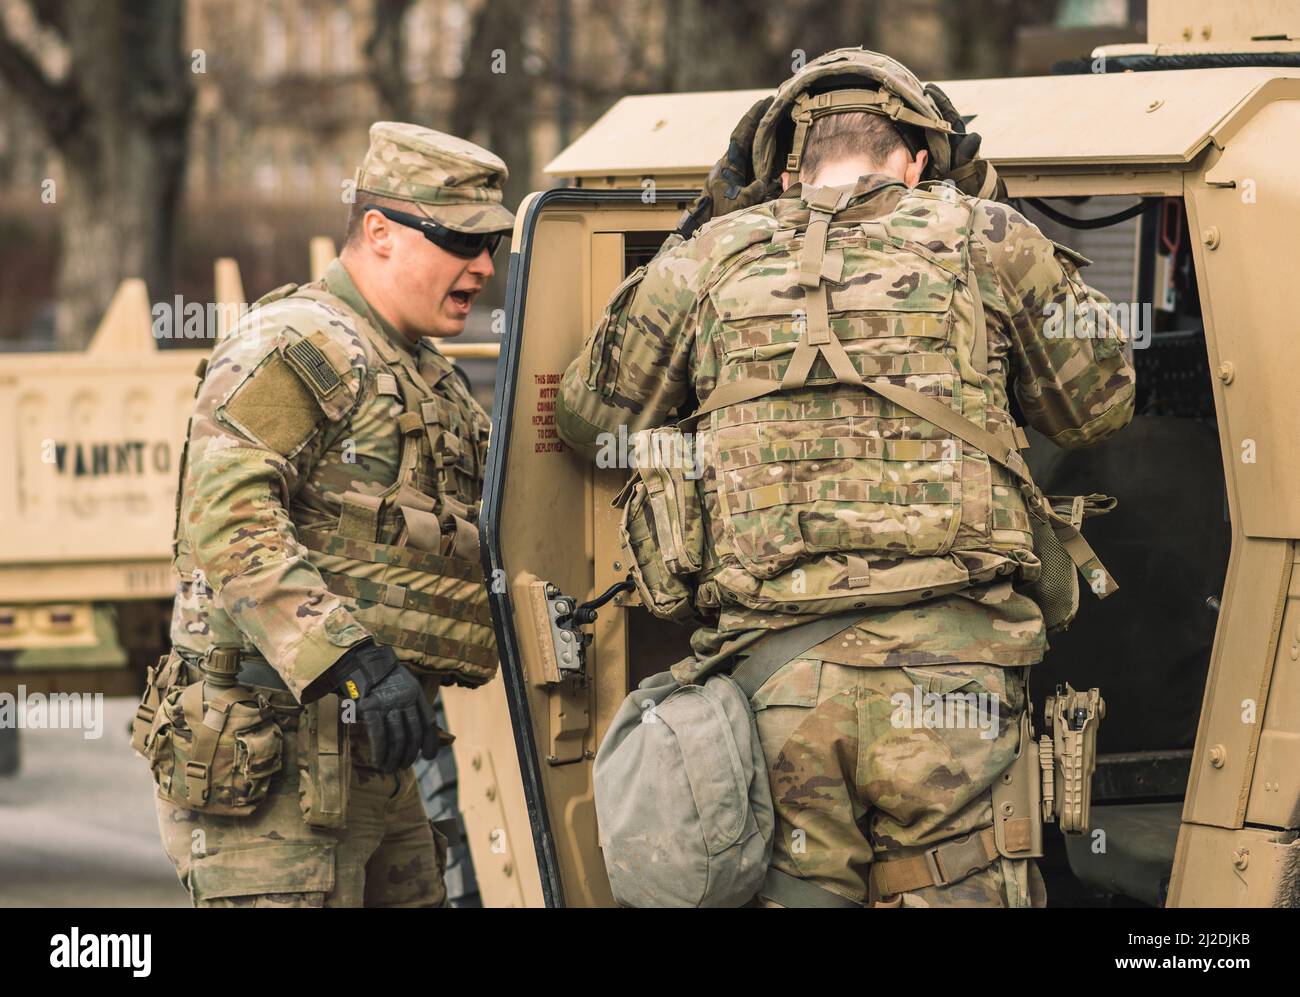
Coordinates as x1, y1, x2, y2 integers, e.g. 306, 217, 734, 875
447, 0, 1300, 907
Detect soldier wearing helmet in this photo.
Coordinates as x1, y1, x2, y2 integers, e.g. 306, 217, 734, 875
558, 49, 1134, 907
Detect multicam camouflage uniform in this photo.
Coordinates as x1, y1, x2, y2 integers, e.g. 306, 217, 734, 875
558, 174, 1135, 907
149, 123, 511, 907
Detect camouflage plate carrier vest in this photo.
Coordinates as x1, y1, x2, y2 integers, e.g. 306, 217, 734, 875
175, 283, 498, 688
620, 181, 1115, 623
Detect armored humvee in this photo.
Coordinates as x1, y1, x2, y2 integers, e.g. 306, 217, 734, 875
444, 0, 1300, 907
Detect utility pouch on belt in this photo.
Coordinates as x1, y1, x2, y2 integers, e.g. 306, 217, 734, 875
131, 651, 183, 758
992, 682, 1105, 859
297, 693, 350, 829
144, 647, 284, 817
614, 426, 705, 624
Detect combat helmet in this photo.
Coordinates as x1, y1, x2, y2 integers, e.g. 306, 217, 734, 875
752, 47, 955, 186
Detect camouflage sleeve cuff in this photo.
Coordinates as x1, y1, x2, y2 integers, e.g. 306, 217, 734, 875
555, 383, 609, 460
279, 605, 371, 703
297, 637, 368, 704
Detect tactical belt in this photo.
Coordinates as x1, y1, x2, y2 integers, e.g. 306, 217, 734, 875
758, 829, 1001, 908
870, 827, 1000, 897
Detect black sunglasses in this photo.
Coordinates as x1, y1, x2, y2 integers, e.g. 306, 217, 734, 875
363, 203, 504, 259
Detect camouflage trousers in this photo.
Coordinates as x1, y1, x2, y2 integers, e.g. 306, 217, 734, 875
752, 659, 1046, 908
155, 706, 448, 908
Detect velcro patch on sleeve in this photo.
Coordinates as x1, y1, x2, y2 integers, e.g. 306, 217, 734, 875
223, 354, 326, 457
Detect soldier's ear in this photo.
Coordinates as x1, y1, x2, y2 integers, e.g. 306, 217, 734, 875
363, 208, 397, 258
905, 149, 929, 188
781, 170, 792, 190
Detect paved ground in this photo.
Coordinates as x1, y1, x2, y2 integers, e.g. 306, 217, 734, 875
0, 696, 189, 907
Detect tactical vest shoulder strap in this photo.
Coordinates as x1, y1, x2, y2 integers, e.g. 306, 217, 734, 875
250, 282, 300, 311
288, 286, 431, 543
966, 198, 989, 373
781, 184, 859, 390
291, 285, 420, 379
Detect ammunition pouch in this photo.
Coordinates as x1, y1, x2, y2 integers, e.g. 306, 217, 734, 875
614, 426, 705, 623
141, 648, 284, 817
131, 651, 183, 759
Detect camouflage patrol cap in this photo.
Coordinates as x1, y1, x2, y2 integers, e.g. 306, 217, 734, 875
753, 48, 953, 184
356, 121, 514, 234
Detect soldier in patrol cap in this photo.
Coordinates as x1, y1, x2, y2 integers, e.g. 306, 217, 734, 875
133, 122, 512, 907
558, 50, 1135, 907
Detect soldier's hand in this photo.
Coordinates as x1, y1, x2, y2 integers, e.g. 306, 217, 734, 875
677, 96, 782, 238
923, 83, 1008, 202
337, 640, 438, 772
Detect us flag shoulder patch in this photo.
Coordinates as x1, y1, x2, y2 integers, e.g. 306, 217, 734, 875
285, 337, 342, 397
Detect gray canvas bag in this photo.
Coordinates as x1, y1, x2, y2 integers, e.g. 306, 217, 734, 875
593, 612, 865, 907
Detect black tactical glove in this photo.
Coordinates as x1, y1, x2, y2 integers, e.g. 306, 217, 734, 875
923, 83, 1009, 203
677, 96, 783, 239
336, 639, 438, 772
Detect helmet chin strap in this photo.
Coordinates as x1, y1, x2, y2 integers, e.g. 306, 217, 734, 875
785, 88, 951, 186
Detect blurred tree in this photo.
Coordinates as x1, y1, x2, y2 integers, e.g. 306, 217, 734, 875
659, 0, 882, 91
451, 0, 534, 217
0, 0, 193, 349
662, 0, 781, 90
366, 0, 413, 121
941, 0, 1059, 78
